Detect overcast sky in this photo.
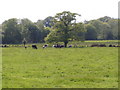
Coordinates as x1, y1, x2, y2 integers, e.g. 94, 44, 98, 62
0, 0, 119, 24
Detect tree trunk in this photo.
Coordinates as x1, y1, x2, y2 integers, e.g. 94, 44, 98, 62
64, 41, 68, 48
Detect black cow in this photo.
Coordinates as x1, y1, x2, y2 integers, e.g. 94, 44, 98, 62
68, 45, 72, 48
32, 45, 37, 49
112, 45, 116, 47
99, 44, 106, 47
109, 44, 113, 47
91, 44, 99, 47
24, 46, 27, 49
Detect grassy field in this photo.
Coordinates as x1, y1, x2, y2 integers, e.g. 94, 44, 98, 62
2, 47, 118, 88
0, 48, 2, 89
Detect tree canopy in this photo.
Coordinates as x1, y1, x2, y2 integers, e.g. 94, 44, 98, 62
0, 12, 119, 44
45, 11, 85, 47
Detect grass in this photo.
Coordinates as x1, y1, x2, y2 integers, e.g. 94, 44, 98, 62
84, 40, 119, 42
2, 47, 118, 88
0, 48, 2, 89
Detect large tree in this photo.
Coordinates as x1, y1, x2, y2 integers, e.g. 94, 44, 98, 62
20, 18, 42, 43
45, 11, 85, 47
20, 18, 33, 42
2, 18, 22, 44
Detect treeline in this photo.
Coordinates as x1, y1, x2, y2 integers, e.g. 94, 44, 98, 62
0, 16, 118, 44
84, 16, 118, 40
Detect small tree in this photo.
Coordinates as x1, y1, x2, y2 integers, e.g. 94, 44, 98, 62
45, 11, 85, 47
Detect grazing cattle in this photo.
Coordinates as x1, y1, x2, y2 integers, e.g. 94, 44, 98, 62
91, 44, 106, 47
52, 44, 65, 48
109, 44, 113, 47
91, 44, 99, 47
24, 46, 27, 49
60, 45, 64, 48
108, 44, 118, 47
43, 44, 48, 48
52, 45, 56, 48
52, 44, 58, 48
112, 45, 116, 47
99, 44, 106, 47
68, 45, 72, 48
32, 45, 37, 49
52, 44, 56, 48
2, 45, 8, 47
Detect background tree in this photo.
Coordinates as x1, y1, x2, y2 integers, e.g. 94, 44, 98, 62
101, 22, 111, 40
1, 15, 118, 44
20, 18, 42, 43
85, 24, 97, 40
87, 18, 117, 40
108, 19, 118, 39
0, 24, 2, 44
118, 19, 120, 40
27, 23, 40, 43
97, 16, 118, 40
2, 18, 22, 44
20, 18, 32, 42
70, 23, 85, 41
45, 11, 85, 47
98, 16, 112, 22
89, 20, 103, 39
36, 20, 50, 43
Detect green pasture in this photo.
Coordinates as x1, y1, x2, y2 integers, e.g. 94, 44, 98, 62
2, 46, 118, 88
85, 40, 119, 42
0, 48, 2, 89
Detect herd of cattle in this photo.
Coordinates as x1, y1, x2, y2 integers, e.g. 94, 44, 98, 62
1, 44, 120, 49
32, 44, 72, 49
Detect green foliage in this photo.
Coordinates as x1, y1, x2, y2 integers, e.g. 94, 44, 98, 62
98, 16, 112, 22
70, 23, 85, 41
0, 46, 1, 90
20, 18, 33, 42
1, 15, 119, 44
45, 11, 84, 47
20, 19, 42, 43
2, 18, 50, 44
0, 24, 2, 44
2, 18, 22, 44
2, 47, 118, 88
43, 16, 54, 27
85, 24, 97, 40
36, 20, 50, 42
118, 19, 120, 40
108, 19, 118, 39
0, 24, 2, 32
88, 20, 104, 39
87, 17, 118, 40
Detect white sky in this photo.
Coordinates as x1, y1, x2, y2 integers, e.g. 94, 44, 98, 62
0, 0, 119, 24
